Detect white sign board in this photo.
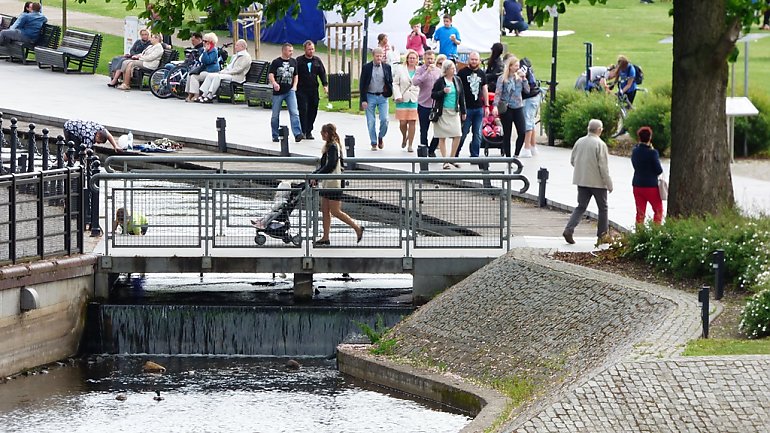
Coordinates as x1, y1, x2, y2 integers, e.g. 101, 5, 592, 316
124, 16, 142, 55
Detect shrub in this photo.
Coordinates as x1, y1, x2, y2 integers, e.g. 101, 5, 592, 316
624, 94, 672, 155
561, 92, 620, 145
620, 210, 770, 291
739, 289, 770, 339
734, 91, 770, 157
650, 83, 672, 99
541, 89, 583, 144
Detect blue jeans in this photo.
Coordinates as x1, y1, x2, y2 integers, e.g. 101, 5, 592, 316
365, 93, 389, 145
457, 107, 483, 157
271, 90, 302, 139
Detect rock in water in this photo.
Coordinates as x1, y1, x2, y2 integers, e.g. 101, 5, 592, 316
115, 394, 127, 401
285, 359, 301, 370
143, 361, 167, 373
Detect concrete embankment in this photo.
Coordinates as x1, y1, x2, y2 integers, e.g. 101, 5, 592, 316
338, 248, 702, 431
0, 255, 96, 378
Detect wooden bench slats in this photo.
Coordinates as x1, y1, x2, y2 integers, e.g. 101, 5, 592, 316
34, 29, 101, 74
0, 23, 60, 64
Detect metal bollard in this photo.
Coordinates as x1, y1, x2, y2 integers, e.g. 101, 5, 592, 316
698, 286, 710, 339
713, 250, 725, 300
41, 128, 50, 171
216, 117, 227, 153
27, 123, 36, 173
417, 144, 429, 172
537, 167, 549, 208
89, 158, 102, 236
10, 117, 18, 173
279, 125, 290, 156
344, 135, 356, 170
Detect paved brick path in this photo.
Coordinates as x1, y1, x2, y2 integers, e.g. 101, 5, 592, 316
387, 249, 770, 432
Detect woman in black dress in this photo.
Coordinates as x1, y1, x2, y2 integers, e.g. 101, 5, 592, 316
313, 124, 364, 246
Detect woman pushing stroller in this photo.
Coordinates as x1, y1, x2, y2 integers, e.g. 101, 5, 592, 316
312, 124, 364, 246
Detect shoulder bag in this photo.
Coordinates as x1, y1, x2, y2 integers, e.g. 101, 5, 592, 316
658, 177, 669, 201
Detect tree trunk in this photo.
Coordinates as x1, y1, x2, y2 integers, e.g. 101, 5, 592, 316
669, 0, 736, 218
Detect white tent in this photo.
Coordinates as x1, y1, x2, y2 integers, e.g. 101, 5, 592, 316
324, 1, 501, 54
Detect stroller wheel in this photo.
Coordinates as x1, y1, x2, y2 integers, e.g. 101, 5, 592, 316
291, 235, 302, 246
255, 234, 267, 245
282, 236, 292, 244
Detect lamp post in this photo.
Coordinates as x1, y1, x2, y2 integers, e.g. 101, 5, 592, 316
547, 6, 559, 147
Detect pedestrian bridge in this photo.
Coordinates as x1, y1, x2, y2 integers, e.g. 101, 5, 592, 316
93, 156, 529, 303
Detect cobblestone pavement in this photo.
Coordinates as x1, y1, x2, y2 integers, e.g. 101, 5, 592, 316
387, 249, 770, 432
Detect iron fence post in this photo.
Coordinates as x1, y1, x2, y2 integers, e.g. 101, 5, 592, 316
83, 149, 93, 225
56, 136, 65, 169
10, 117, 18, 173
64, 169, 72, 254
41, 128, 50, 171
78, 144, 87, 166
9, 174, 16, 263
0, 112, 4, 170
27, 123, 36, 173
89, 158, 102, 237
37, 171, 44, 258
67, 141, 76, 167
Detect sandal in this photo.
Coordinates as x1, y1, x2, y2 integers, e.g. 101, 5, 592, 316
107, 83, 116, 88
357, 226, 365, 243
443, 163, 452, 170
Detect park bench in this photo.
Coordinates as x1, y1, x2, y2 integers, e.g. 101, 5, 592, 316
242, 60, 272, 107
133, 48, 179, 90
0, 23, 60, 65
217, 60, 267, 104
34, 29, 102, 74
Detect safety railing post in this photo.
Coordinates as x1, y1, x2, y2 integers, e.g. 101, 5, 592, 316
90, 158, 102, 237
41, 128, 50, 171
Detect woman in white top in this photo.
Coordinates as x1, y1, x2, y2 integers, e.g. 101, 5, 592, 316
377, 33, 400, 64
110, 33, 164, 90
392, 49, 420, 152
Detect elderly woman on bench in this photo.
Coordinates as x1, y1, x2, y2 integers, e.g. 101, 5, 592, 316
195, 39, 252, 103
108, 33, 163, 90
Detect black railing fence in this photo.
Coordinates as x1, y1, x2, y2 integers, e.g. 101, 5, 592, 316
0, 112, 98, 264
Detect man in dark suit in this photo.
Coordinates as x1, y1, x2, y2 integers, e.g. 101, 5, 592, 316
359, 47, 393, 150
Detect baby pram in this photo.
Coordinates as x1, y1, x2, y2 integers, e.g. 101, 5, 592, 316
251, 181, 307, 246
481, 94, 505, 156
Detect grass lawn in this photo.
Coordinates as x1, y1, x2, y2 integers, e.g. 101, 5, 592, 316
683, 338, 770, 356
43, 0, 140, 20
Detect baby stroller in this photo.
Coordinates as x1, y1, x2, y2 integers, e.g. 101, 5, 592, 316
481, 94, 505, 156
251, 181, 307, 246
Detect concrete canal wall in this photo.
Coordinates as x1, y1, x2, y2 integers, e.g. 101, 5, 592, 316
0, 255, 96, 378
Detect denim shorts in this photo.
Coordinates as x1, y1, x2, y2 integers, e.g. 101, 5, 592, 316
523, 97, 540, 132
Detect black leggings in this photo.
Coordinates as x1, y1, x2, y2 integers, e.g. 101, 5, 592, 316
500, 107, 525, 157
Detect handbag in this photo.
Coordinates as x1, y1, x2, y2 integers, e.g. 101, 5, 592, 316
188, 61, 204, 75
658, 177, 669, 201
428, 100, 441, 122
496, 99, 508, 115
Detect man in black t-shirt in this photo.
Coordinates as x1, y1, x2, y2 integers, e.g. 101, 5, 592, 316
268, 43, 303, 142
456, 52, 488, 157
296, 40, 328, 140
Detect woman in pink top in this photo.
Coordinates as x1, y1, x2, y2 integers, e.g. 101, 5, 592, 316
406, 24, 427, 58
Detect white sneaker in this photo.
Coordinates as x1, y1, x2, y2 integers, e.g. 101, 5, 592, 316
530, 146, 538, 155
519, 149, 532, 158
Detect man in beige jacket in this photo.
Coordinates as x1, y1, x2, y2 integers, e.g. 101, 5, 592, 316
563, 119, 613, 245
197, 39, 252, 102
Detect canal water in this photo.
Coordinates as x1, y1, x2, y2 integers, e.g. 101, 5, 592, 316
0, 356, 471, 433
0, 273, 473, 432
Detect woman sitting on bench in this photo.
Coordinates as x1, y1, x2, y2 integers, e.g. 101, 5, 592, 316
108, 33, 163, 90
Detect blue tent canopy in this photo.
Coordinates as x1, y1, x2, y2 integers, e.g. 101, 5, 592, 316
261, 0, 326, 44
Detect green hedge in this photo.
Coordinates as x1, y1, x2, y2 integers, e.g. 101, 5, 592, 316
624, 93, 672, 155
541, 89, 583, 145
740, 288, 770, 339
561, 92, 620, 145
621, 210, 770, 292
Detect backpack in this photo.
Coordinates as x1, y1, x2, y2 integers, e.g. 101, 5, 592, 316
631, 63, 644, 85
519, 57, 541, 99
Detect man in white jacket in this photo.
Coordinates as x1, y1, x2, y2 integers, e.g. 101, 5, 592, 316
562, 119, 613, 245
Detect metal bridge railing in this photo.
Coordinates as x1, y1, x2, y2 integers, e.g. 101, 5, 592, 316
93, 157, 528, 257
